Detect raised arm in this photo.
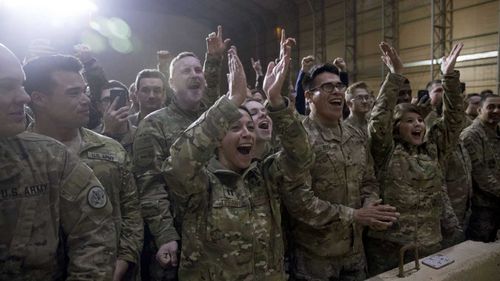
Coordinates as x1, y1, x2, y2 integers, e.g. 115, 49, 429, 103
202, 25, 230, 106
369, 42, 406, 172
427, 43, 466, 163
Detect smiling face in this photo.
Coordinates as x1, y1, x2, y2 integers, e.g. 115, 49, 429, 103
306, 72, 345, 125
478, 96, 500, 126
397, 111, 426, 146
0, 45, 31, 137
244, 100, 272, 141
218, 109, 256, 173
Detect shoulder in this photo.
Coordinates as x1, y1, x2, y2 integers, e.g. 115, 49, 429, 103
16, 132, 69, 158
82, 129, 127, 163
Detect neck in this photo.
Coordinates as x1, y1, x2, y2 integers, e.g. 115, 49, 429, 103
175, 96, 200, 112
33, 118, 80, 143
349, 112, 368, 125
310, 111, 339, 128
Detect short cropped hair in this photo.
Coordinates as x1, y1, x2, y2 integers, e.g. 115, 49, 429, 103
480, 89, 493, 96
480, 92, 500, 106
134, 69, 166, 91
23, 55, 82, 96
345, 81, 371, 101
302, 63, 340, 92
426, 79, 441, 91
169, 51, 200, 78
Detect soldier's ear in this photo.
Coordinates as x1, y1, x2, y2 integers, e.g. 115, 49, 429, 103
304, 90, 313, 102
29, 91, 48, 108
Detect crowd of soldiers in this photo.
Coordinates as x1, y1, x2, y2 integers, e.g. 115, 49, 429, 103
1, 24, 499, 281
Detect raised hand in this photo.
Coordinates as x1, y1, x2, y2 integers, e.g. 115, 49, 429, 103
263, 36, 292, 107
301, 55, 315, 73
206, 25, 231, 56
251, 57, 263, 76
441, 43, 464, 75
333, 57, 347, 72
156, 241, 178, 268
227, 46, 247, 106
157, 50, 173, 65
379, 42, 403, 75
279, 29, 296, 61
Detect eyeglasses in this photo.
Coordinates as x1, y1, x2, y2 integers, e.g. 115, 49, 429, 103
311, 82, 347, 93
351, 95, 374, 102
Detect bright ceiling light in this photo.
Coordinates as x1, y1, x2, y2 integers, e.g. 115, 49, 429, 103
1, 0, 97, 16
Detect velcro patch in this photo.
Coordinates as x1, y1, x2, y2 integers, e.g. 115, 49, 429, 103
87, 186, 107, 209
87, 152, 116, 162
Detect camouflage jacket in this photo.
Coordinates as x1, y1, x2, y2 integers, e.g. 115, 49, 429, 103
368, 72, 464, 246
163, 96, 350, 280
343, 116, 369, 142
0, 132, 116, 280
460, 119, 500, 209
426, 112, 472, 227
79, 128, 143, 265
132, 53, 223, 246
292, 116, 379, 257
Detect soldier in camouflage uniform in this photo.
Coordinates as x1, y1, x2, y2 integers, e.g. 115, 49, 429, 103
288, 64, 398, 281
0, 43, 116, 280
132, 26, 229, 280
365, 42, 464, 276
163, 42, 373, 281
343, 81, 375, 140
23, 54, 143, 280
460, 93, 500, 242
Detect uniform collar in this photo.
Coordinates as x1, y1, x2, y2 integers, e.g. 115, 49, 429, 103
0, 136, 24, 180
476, 118, 500, 139
79, 127, 106, 153
207, 157, 258, 186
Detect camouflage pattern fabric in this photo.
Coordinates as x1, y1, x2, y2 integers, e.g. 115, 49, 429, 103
132, 53, 222, 280
0, 132, 116, 280
367, 72, 464, 262
79, 128, 143, 273
163, 96, 348, 280
460, 118, 500, 242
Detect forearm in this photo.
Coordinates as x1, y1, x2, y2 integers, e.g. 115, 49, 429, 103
369, 73, 405, 165
202, 53, 223, 105
164, 96, 242, 198
267, 97, 313, 173
117, 173, 144, 264
439, 70, 466, 155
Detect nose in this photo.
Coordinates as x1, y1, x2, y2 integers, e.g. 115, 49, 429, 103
81, 92, 91, 104
16, 87, 31, 105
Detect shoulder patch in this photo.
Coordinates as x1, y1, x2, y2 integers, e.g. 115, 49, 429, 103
87, 186, 107, 209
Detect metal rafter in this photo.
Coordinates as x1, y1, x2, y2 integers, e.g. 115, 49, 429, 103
497, 0, 500, 94
314, 0, 326, 63
430, 0, 453, 80
345, 0, 357, 81
381, 0, 399, 79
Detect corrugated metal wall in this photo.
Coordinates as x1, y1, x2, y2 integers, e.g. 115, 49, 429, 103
296, 0, 499, 95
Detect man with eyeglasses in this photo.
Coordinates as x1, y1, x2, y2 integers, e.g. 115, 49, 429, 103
344, 81, 375, 140
286, 63, 399, 281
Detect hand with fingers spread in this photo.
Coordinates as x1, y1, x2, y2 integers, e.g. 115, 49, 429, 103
156, 241, 179, 268
251, 57, 263, 76
301, 55, 315, 73
206, 25, 231, 57
102, 97, 130, 136
279, 29, 296, 61
227, 46, 248, 107
263, 38, 292, 108
379, 42, 403, 75
441, 43, 464, 75
333, 57, 347, 72
354, 199, 400, 230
